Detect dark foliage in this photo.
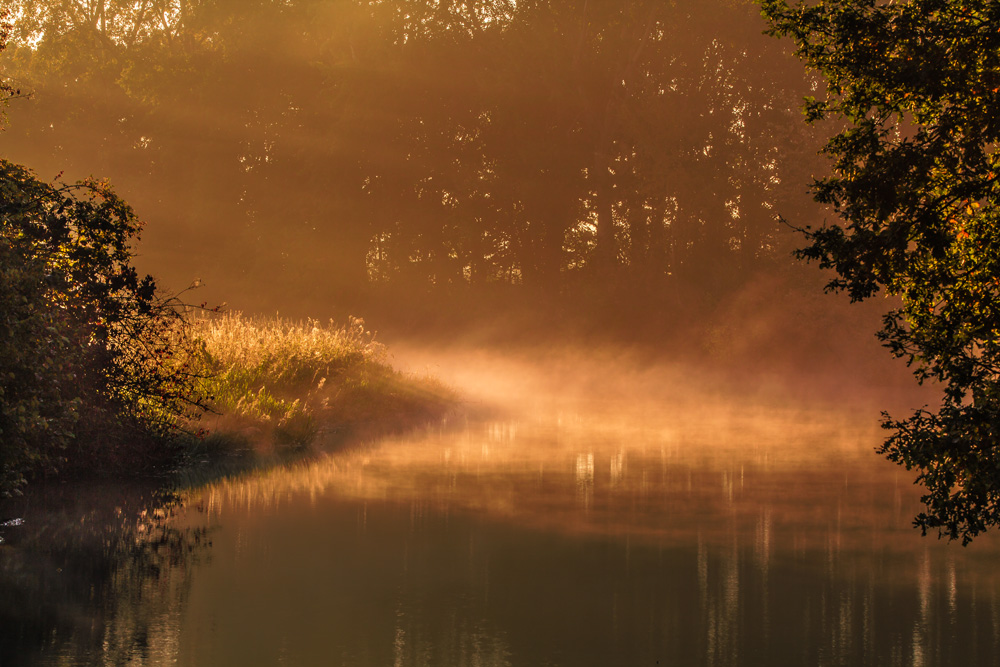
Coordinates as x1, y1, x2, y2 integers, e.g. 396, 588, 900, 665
762, 0, 1000, 543
0, 158, 209, 494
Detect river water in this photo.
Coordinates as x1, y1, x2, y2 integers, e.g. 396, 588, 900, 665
3, 388, 1000, 666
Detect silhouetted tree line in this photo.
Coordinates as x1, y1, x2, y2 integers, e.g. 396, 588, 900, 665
0, 0, 824, 323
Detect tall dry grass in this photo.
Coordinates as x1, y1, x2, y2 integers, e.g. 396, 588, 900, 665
188, 313, 453, 457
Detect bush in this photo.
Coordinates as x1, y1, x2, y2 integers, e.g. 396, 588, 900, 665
0, 160, 207, 493
0, 243, 80, 490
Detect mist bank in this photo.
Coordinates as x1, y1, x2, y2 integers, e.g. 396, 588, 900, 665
367, 267, 922, 414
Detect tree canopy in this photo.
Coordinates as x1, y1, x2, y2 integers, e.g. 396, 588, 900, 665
762, 0, 1000, 543
0, 0, 820, 324
0, 157, 213, 494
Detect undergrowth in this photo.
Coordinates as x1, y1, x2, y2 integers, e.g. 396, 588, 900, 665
180, 312, 454, 471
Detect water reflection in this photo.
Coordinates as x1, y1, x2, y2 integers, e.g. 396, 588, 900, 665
187, 406, 909, 548
5, 402, 1000, 666
166, 403, 1000, 666
0, 481, 210, 666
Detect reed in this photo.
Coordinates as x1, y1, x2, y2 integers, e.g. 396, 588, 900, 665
186, 312, 453, 458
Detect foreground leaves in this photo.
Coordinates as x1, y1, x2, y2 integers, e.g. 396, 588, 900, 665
762, 0, 1000, 543
0, 160, 208, 493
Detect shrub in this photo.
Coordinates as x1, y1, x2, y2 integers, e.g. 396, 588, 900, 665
0, 161, 207, 493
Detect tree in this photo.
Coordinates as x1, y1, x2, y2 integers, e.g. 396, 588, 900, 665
0, 158, 209, 494
2, 0, 813, 319
761, 0, 1000, 543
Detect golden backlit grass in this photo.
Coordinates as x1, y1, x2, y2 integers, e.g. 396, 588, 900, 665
185, 313, 454, 464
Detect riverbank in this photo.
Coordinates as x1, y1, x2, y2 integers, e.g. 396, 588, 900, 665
171, 312, 458, 485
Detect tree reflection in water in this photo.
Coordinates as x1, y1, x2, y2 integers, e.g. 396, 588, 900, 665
3, 400, 1000, 666
169, 403, 1000, 667
0, 481, 210, 666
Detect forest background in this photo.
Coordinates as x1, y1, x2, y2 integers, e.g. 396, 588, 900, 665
0, 0, 910, 393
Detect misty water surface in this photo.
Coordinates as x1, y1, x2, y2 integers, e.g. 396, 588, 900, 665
3, 366, 1000, 667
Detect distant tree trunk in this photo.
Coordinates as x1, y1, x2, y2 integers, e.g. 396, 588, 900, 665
645, 200, 668, 285
627, 198, 650, 278
591, 152, 617, 274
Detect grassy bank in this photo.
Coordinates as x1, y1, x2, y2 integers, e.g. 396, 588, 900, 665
174, 313, 456, 480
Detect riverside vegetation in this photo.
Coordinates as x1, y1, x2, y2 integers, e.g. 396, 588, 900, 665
0, 146, 452, 496
182, 313, 454, 480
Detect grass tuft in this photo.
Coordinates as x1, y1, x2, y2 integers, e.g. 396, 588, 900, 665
182, 313, 454, 468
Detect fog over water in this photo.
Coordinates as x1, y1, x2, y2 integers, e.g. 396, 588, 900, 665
5, 371, 991, 666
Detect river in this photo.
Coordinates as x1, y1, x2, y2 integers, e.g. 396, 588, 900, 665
2, 371, 1000, 666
